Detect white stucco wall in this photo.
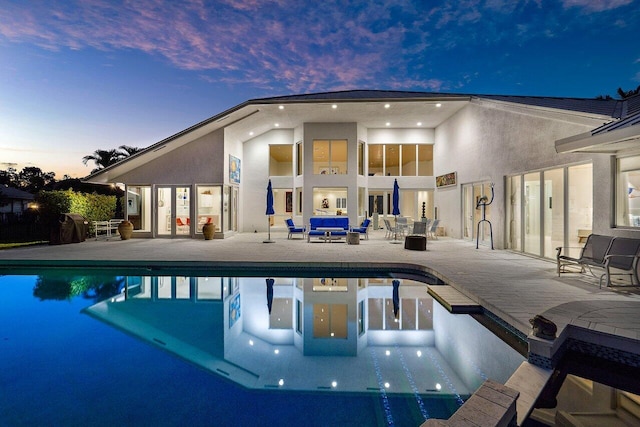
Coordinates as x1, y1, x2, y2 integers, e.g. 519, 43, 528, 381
434, 100, 608, 248
242, 129, 294, 232
117, 129, 226, 184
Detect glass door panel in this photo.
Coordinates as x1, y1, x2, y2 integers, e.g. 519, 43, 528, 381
568, 164, 593, 258
524, 173, 541, 256
157, 187, 172, 237
507, 176, 522, 251
176, 187, 191, 236
462, 184, 474, 240
544, 169, 564, 258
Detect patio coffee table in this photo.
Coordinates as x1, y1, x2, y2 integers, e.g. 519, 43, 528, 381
316, 227, 345, 243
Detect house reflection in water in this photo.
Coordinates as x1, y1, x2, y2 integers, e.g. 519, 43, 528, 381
84, 275, 524, 397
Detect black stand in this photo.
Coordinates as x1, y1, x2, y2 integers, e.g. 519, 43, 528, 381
476, 183, 494, 250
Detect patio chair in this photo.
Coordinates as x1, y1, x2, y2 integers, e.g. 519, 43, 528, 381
427, 219, 440, 239
383, 219, 395, 239
410, 220, 428, 236
350, 218, 371, 240
285, 218, 306, 240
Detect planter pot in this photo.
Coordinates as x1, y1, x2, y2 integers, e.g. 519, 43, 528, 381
203, 222, 215, 240
117, 220, 134, 240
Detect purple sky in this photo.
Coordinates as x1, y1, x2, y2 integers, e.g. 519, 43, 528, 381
1, 0, 639, 178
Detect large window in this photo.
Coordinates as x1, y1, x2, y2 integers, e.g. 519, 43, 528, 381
313, 187, 347, 216
296, 142, 302, 176
269, 144, 293, 176
313, 140, 347, 174
126, 186, 151, 232
616, 155, 640, 227
367, 144, 433, 176
507, 163, 592, 259
196, 186, 222, 233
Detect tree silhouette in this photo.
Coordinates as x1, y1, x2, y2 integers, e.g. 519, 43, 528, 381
82, 149, 124, 173
617, 85, 640, 99
118, 145, 143, 156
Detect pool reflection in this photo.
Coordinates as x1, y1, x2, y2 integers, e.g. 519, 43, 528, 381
84, 275, 524, 398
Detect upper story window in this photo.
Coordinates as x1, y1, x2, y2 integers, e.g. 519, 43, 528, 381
269, 144, 293, 176
313, 139, 347, 174
368, 144, 433, 176
296, 142, 302, 176
616, 155, 640, 227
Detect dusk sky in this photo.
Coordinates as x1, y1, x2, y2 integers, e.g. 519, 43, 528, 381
1, 0, 639, 178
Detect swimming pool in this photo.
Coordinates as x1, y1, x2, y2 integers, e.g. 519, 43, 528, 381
0, 270, 525, 426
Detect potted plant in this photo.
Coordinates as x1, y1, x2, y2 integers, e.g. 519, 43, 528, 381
117, 220, 134, 240
203, 222, 215, 240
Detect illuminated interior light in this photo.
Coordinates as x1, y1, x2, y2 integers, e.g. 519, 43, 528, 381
249, 131, 254, 136
385, 122, 390, 126
274, 349, 279, 354
417, 122, 422, 126
385, 350, 390, 356
278, 105, 284, 110
278, 379, 284, 386
417, 350, 422, 357
384, 103, 390, 109
435, 103, 442, 107
274, 123, 280, 127
435, 383, 442, 391
331, 104, 338, 109
331, 381, 337, 388
249, 340, 254, 346
330, 332, 334, 337
384, 382, 390, 389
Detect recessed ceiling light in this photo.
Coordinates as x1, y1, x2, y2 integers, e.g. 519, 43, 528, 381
278, 379, 284, 386
331, 381, 337, 388
279, 105, 284, 110
436, 103, 442, 108
274, 123, 280, 127
417, 122, 422, 126
249, 131, 254, 136
332, 104, 338, 109
384, 103, 390, 109
385, 122, 390, 126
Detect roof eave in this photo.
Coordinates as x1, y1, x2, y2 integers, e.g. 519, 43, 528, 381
556, 125, 640, 154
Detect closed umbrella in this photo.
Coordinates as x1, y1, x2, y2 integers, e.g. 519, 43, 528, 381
266, 278, 274, 314
392, 279, 400, 319
391, 179, 402, 243
264, 180, 275, 243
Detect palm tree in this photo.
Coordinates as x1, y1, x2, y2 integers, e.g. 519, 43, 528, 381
118, 145, 142, 157
82, 149, 124, 173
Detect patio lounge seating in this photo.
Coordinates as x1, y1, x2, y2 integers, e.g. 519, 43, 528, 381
307, 217, 349, 242
556, 234, 640, 287
350, 218, 371, 240
285, 218, 306, 239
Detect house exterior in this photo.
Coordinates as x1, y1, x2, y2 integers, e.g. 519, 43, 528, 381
85, 90, 640, 257
0, 185, 34, 223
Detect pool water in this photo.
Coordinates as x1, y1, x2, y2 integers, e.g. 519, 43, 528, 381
0, 271, 525, 426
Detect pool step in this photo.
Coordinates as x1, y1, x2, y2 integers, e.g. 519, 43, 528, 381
427, 285, 481, 314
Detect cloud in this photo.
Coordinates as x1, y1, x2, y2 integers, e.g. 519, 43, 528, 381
561, 0, 633, 12
0, 0, 637, 94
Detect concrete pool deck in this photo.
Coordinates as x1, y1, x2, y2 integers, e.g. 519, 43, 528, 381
1, 228, 639, 423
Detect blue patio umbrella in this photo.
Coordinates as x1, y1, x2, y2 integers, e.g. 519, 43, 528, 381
266, 278, 274, 314
264, 180, 275, 243
391, 179, 401, 242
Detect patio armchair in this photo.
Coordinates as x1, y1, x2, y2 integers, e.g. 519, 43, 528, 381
410, 220, 428, 236
285, 218, 306, 240
350, 218, 371, 240
427, 219, 440, 239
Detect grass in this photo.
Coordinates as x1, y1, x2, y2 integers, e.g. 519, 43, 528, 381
0, 241, 48, 250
